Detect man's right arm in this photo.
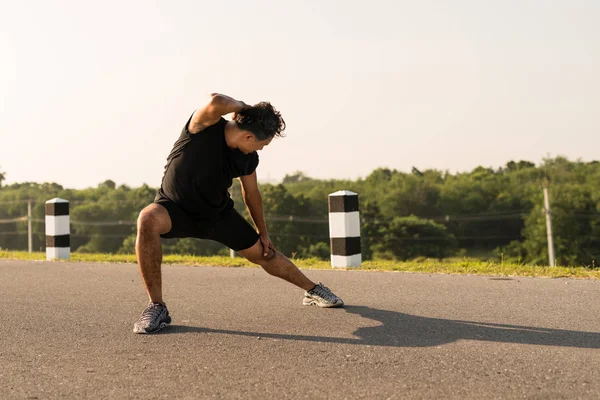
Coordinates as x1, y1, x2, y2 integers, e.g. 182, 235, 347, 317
188, 93, 248, 134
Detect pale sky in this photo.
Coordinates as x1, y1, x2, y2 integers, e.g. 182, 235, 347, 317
1, 0, 598, 189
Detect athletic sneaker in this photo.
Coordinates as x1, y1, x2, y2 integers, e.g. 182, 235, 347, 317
133, 302, 171, 334
303, 283, 344, 308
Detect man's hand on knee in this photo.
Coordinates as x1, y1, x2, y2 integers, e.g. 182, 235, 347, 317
263, 247, 277, 262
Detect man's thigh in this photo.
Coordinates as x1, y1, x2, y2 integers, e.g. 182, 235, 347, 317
203, 208, 260, 252
155, 200, 201, 239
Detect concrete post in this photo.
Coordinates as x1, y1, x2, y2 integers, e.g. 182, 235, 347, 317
27, 200, 32, 253
328, 190, 361, 268
45, 198, 70, 260
543, 185, 555, 267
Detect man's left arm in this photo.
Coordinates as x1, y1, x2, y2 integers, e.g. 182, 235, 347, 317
239, 171, 275, 257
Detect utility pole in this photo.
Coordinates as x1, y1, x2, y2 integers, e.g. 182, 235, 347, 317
543, 184, 555, 267
27, 200, 32, 253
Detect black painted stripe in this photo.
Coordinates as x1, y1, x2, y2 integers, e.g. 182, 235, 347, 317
328, 194, 359, 213
45, 202, 69, 216
46, 235, 70, 248
330, 237, 361, 256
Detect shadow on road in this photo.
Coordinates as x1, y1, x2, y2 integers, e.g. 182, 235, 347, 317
159, 305, 600, 349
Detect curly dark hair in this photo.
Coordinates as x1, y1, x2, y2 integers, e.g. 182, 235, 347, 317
233, 102, 286, 141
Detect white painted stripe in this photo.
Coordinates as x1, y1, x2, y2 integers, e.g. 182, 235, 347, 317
46, 247, 70, 260
45, 215, 70, 236
328, 211, 360, 238
331, 254, 362, 268
329, 190, 357, 197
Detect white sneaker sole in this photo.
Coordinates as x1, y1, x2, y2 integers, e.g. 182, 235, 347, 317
133, 319, 171, 334
303, 299, 344, 308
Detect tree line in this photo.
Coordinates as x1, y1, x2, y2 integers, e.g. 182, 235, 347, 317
0, 156, 598, 266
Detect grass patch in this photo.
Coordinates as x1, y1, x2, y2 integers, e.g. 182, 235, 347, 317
1, 250, 599, 279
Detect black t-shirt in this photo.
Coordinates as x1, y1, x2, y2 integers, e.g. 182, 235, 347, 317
155, 116, 259, 219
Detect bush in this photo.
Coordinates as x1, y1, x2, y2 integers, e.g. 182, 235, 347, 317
373, 215, 457, 260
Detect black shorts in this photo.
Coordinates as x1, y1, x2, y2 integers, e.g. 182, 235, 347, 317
155, 199, 260, 252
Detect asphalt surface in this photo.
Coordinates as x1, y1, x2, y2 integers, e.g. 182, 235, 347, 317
1, 260, 600, 399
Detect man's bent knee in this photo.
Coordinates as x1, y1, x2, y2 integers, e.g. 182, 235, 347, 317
263, 247, 277, 262
239, 240, 277, 265
137, 204, 172, 235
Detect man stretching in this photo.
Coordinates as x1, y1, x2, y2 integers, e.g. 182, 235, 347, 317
133, 93, 344, 334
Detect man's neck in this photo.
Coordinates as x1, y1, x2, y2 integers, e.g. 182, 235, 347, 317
224, 121, 239, 149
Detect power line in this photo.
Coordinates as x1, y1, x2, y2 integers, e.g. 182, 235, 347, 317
70, 233, 132, 239
0, 231, 27, 236
70, 220, 136, 226
0, 217, 27, 224
2, 213, 600, 228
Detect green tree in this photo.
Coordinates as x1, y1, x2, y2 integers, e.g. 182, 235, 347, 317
360, 200, 388, 260
511, 184, 600, 266
1, 157, 599, 265
98, 180, 116, 190
260, 184, 315, 256
282, 171, 312, 184
375, 215, 457, 260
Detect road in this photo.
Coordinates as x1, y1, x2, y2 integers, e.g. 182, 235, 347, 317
2, 260, 600, 399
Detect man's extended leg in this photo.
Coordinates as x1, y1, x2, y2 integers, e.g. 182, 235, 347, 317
133, 203, 173, 333
238, 240, 344, 307
240, 245, 315, 290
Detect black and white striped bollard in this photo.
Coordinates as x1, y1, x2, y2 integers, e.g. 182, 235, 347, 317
328, 190, 361, 268
45, 198, 70, 260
